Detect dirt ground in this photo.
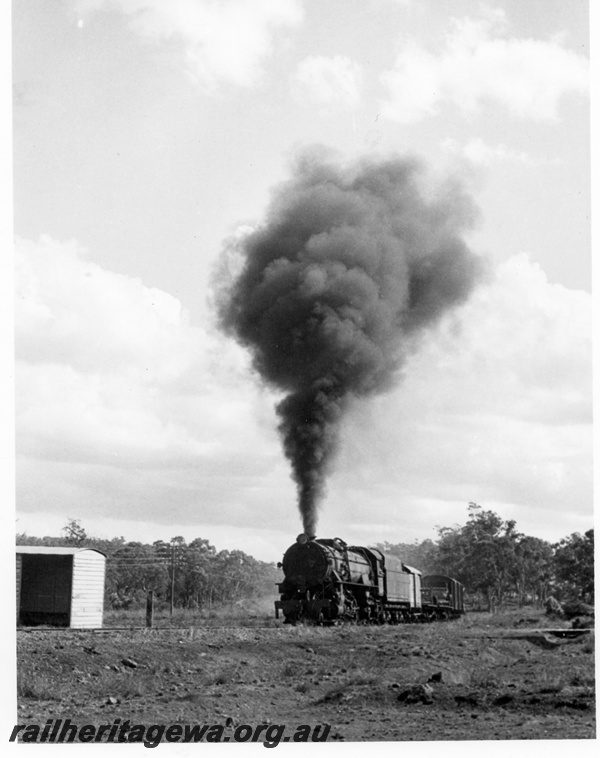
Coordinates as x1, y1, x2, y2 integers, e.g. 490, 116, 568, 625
16, 608, 595, 743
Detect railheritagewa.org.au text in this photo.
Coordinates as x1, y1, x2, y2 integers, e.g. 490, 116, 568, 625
9, 719, 331, 748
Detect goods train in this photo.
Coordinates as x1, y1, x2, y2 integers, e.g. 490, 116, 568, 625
275, 534, 464, 624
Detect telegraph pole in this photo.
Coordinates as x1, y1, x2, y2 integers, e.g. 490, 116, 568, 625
146, 591, 154, 628
170, 542, 175, 617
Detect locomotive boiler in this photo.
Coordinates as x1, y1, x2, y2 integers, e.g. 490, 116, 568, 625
275, 534, 423, 624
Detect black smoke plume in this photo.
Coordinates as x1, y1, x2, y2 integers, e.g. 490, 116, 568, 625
217, 150, 482, 536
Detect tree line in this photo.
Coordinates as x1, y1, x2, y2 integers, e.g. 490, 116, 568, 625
377, 503, 594, 610
16, 522, 280, 611
16, 503, 593, 612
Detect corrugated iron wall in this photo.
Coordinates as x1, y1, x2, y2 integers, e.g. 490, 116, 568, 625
71, 551, 106, 628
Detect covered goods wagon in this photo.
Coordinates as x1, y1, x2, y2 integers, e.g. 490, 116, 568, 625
16, 546, 106, 628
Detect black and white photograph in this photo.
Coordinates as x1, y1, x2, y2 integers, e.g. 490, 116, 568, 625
6, 0, 594, 748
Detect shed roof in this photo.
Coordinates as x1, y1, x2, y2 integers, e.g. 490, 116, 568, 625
16, 546, 106, 558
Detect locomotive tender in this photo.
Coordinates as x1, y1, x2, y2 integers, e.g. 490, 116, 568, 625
275, 534, 464, 624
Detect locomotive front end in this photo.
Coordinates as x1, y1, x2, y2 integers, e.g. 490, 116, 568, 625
275, 534, 376, 624
281, 534, 331, 588
275, 534, 334, 623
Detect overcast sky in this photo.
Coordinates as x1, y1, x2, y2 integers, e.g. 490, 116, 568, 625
11, 0, 592, 562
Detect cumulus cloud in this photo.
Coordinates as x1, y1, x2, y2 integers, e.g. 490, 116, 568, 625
15, 236, 288, 525
16, 236, 194, 382
327, 254, 592, 543
15, 238, 592, 551
441, 137, 552, 168
294, 55, 363, 108
74, 0, 304, 89
380, 8, 589, 123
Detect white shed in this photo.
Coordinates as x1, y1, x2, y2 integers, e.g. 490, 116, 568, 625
16, 546, 106, 629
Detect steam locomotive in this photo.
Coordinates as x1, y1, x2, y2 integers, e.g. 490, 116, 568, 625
275, 534, 464, 624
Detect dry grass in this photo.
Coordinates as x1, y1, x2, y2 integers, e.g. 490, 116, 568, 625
104, 597, 279, 629
18, 671, 63, 701
582, 631, 595, 655
16, 608, 595, 742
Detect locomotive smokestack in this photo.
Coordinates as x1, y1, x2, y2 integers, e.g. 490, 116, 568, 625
217, 148, 482, 534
